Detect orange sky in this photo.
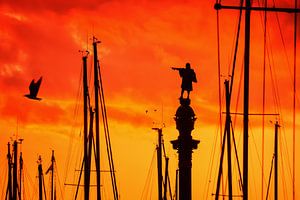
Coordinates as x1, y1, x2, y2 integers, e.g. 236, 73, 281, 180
0, 0, 299, 199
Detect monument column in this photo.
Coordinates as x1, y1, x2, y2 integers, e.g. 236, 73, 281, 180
171, 98, 200, 200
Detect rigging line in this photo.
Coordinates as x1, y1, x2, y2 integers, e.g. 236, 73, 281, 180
266, 31, 293, 199
248, 121, 264, 172
293, 0, 297, 199
140, 149, 156, 200
266, 44, 280, 114
216, 5, 226, 199
204, 122, 221, 200
162, 139, 167, 158
47, 171, 51, 199
271, 0, 294, 91
261, 0, 267, 199
98, 61, 119, 199
214, 114, 230, 200
43, 170, 48, 200
270, 0, 300, 122
73, 159, 84, 200
99, 81, 118, 200
0, 162, 7, 199
216, 3, 244, 195
23, 164, 35, 197
225, 10, 244, 192
31, 169, 38, 200
279, 132, 288, 199
149, 172, 154, 200
267, 42, 294, 183
265, 155, 274, 200
232, 63, 243, 128
161, 139, 173, 198
265, 5, 294, 178
270, 8, 300, 175
64, 64, 83, 186
230, 121, 243, 191
216, 78, 243, 198
228, 38, 243, 164
22, 165, 26, 200
230, 63, 244, 193
248, 123, 260, 200
216, 0, 222, 155
71, 135, 84, 198
229, 0, 244, 99
227, 64, 244, 189
0, 156, 7, 181
23, 170, 27, 200
55, 160, 64, 199
266, 41, 283, 137
88, 56, 93, 94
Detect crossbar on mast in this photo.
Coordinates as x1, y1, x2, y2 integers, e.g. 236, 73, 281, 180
214, 3, 300, 13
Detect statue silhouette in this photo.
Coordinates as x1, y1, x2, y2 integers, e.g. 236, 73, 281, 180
172, 63, 197, 99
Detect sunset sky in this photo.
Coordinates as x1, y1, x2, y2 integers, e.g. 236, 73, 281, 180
0, 0, 299, 199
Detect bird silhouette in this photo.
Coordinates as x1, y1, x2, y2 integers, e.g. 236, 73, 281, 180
24, 76, 42, 100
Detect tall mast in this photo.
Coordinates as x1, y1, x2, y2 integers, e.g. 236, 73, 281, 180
19, 152, 23, 200
292, 0, 297, 199
163, 157, 169, 200
38, 156, 43, 200
93, 37, 101, 200
93, 38, 119, 199
274, 122, 279, 200
51, 150, 55, 200
86, 108, 94, 199
7, 143, 12, 200
13, 141, 18, 200
243, 0, 251, 199
82, 54, 90, 200
153, 128, 163, 200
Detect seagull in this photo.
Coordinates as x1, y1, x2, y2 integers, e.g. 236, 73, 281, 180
24, 76, 43, 100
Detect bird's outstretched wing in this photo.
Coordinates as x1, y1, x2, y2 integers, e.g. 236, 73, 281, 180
34, 76, 42, 96
29, 79, 35, 93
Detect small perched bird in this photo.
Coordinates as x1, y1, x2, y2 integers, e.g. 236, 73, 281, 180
24, 76, 43, 100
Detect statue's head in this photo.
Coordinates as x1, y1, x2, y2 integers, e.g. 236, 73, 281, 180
186, 62, 191, 69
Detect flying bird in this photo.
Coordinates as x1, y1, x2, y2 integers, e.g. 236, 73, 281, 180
24, 76, 43, 100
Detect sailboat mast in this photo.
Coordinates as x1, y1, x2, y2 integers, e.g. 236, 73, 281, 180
93, 37, 101, 200
19, 152, 23, 200
7, 143, 12, 200
38, 156, 43, 200
13, 141, 18, 200
51, 150, 55, 200
274, 122, 279, 200
82, 55, 90, 200
163, 157, 169, 200
293, 0, 297, 199
243, 0, 251, 199
156, 128, 163, 200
